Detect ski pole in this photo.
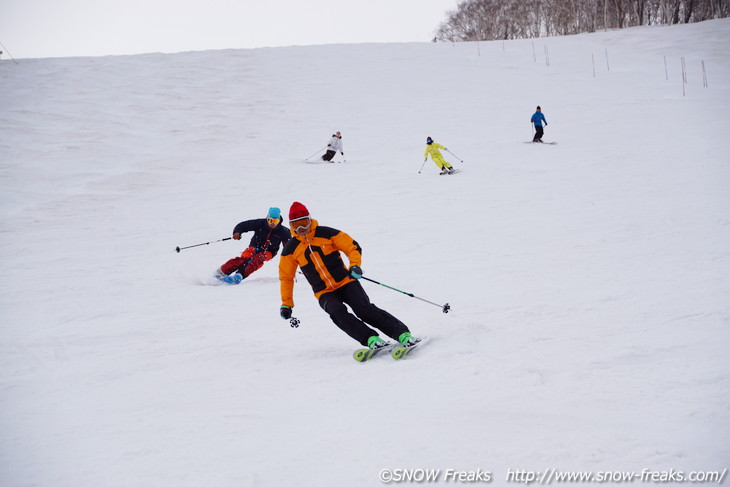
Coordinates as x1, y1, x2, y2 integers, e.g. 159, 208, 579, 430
175, 237, 231, 253
361, 276, 450, 313
305, 147, 327, 161
289, 316, 300, 328
0, 40, 18, 64
445, 149, 464, 163
418, 158, 428, 174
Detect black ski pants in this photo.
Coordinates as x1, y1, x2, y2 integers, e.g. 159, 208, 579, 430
533, 125, 544, 142
318, 280, 409, 346
321, 150, 336, 161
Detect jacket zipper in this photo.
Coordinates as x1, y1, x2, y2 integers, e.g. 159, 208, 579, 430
305, 237, 336, 290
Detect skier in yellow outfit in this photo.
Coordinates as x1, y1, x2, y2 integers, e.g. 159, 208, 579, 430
424, 137, 455, 174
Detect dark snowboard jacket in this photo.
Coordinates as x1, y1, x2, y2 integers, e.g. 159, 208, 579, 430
233, 219, 291, 256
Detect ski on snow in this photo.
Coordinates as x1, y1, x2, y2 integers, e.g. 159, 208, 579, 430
353, 338, 423, 362
390, 339, 422, 359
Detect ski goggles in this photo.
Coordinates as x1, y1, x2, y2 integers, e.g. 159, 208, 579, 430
289, 216, 311, 234
267, 217, 280, 226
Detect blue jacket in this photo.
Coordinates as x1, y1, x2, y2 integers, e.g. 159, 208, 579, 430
531, 111, 547, 126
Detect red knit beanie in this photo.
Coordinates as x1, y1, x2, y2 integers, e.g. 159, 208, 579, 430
289, 202, 310, 221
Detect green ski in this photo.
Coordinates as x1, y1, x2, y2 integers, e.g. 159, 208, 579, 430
353, 345, 390, 362
391, 338, 423, 360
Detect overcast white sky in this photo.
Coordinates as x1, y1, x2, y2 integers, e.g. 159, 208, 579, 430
1, 0, 459, 59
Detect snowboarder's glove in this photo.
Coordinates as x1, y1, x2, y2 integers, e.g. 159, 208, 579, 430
349, 265, 363, 279
280, 305, 292, 320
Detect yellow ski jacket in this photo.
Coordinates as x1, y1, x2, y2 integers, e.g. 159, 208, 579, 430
424, 142, 446, 161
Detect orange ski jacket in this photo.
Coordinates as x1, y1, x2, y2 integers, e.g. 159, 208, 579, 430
279, 219, 362, 308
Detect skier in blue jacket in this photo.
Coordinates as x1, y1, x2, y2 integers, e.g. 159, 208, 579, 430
531, 106, 548, 143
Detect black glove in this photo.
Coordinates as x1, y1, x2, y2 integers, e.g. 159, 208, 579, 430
280, 305, 292, 320
349, 265, 363, 279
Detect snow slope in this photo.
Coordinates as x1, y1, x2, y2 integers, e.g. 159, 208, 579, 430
1, 19, 729, 487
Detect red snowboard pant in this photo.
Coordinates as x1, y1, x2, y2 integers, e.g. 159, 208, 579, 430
220, 246, 273, 278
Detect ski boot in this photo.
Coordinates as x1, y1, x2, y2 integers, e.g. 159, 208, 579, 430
215, 269, 244, 284
353, 336, 390, 362
368, 336, 389, 350
392, 332, 421, 360
398, 332, 418, 347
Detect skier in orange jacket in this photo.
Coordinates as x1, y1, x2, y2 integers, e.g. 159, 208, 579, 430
278, 202, 417, 350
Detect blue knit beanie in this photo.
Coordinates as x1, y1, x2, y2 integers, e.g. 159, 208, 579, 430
268, 207, 281, 220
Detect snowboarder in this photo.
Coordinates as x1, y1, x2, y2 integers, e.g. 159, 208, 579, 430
214, 207, 291, 284
278, 202, 417, 350
424, 137, 455, 174
531, 106, 548, 143
321, 131, 344, 162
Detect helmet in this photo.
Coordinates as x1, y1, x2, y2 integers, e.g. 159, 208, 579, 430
426, 137, 433, 144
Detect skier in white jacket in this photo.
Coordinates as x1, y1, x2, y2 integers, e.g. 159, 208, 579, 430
321, 131, 344, 162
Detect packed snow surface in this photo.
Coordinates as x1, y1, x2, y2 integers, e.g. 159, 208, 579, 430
1, 19, 729, 487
